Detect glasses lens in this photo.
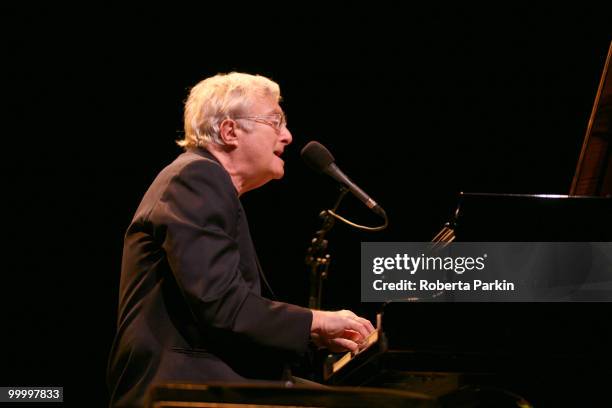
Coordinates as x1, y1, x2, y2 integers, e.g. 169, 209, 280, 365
269, 114, 281, 130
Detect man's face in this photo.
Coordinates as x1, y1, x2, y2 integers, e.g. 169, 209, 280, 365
236, 95, 293, 189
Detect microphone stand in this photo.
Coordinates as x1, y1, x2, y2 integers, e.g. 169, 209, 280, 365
305, 187, 349, 309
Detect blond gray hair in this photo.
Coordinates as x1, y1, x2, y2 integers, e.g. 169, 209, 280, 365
178, 72, 281, 149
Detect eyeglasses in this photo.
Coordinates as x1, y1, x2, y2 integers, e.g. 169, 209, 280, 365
233, 112, 287, 132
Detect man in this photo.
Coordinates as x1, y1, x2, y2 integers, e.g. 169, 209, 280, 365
107, 72, 375, 408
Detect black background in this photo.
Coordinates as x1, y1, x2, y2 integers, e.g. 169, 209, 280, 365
1, 5, 611, 406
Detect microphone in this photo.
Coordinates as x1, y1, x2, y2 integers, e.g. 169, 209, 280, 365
301, 141, 386, 218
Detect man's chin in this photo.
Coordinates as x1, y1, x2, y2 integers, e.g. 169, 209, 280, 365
272, 163, 285, 179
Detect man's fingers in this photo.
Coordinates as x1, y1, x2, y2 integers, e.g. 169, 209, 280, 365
358, 317, 376, 333
344, 330, 371, 351
342, 329, 363, 342
345, 317, 371, 340
330, 337, 359, 353
338, 310, 375, 334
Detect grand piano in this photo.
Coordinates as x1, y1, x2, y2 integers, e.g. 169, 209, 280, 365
324, 42, 612, 406
147, 43, 612, 408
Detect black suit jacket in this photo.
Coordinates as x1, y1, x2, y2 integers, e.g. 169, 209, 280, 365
107, 148, 313, 408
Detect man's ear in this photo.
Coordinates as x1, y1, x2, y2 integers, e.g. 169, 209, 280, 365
218, 118, 240, 147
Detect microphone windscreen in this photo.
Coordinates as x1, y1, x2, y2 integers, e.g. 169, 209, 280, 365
301, 141, 335, 173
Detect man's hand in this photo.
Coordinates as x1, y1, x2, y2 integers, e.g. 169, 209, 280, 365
310, 309, 375, 353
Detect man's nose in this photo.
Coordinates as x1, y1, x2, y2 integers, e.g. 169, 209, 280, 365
280, 126, 293, 145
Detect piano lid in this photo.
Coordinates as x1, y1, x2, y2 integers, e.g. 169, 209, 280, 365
570, 41, 612, 196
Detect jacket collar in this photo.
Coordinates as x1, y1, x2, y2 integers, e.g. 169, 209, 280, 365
187, 146, 221, 164
186, 147, 239, 195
